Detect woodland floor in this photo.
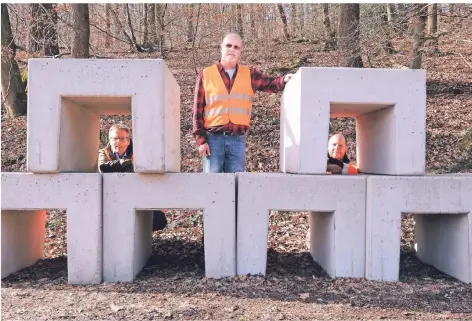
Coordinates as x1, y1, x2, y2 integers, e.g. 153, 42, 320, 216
1, 17, 472, 320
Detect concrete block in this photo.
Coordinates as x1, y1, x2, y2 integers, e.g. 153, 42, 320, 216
1, 210, 46, 278
27, 59, 180, 173
366, 175, 472, 283
280, 67, 426, 175
236, 173, 366, 278
1, 173, 102, 284
103, 173, 235, 282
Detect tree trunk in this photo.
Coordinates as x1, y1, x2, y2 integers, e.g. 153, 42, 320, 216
148, 4, 157, 45
277, 4, 289, 40
104, 4, 111, 48
337, 4, 363, 67
27, 4, 42, 53
71, 4, 89, 58
1, 4, 27, 118
42, 4, 59, 56
186, 4, 194, 43
125, 4, 138, 49
409, 4, 427, 69
386, 4, 394, 22
322, 4, 336, 51
142, 3, 149, 45
426, 3, 438, 54
291, 3, 297, 37
155, 4, 166, 55
383, 4, 394, 54
236, 4, 244, 38
250, 5, 257, 39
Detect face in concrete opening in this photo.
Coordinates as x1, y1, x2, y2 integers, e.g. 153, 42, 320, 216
220, 33, 243, 67
328, 134, 347, 160
109, 128, 130, 156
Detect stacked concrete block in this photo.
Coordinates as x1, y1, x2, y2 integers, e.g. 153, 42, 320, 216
280, 67, 426, 175
1, 173, 102, 284
236, 172, 366, 278
103, 173, 236, 282
27, 59, 180, 173
366, 175, 472, 283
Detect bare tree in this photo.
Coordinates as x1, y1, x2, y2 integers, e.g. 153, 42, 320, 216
186, 4, 194, 43
27, 4, 42, 52
386, 4, 394, 22
236, 4, 244, 38
71, 4, 89, 58
1, 4, 27, 118
142, 3, 148, 45
42, 4, 59, 56
148, 4, 157, 45
338, 4, 363, 67
104, 3, 111, 48
322, 4, 336, 51
409, 4, 427, 69
426, 3, 438, 53
277, 4, 289, 40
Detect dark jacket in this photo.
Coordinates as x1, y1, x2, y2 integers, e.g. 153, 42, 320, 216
98, 140, 134, 173
327, 153, 350, 174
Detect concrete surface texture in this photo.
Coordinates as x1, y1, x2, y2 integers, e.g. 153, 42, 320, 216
27, 59, 180, 174
236, 172, 366, 278
280, 67, 426, 175
1, 173, 103, 284
102, 173, 236, 282
366, 175, 472, 283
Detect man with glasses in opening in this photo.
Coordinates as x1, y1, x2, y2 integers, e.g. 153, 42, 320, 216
98, 124, 167, 231
192, 33, 295, 173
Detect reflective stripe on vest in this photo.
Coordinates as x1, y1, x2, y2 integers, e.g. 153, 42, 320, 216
203, 64, 254, 128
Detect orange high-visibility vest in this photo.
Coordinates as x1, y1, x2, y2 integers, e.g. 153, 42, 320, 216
203, 64, 254, 128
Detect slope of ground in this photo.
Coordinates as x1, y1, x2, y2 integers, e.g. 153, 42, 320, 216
1, 17, 471, 320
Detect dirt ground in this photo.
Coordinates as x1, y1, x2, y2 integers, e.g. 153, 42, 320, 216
2, 15, 472, 321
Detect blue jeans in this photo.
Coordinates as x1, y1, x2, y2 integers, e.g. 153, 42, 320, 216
203, 133, 246, 173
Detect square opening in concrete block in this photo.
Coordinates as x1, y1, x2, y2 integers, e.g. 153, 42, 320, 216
266, 210, 329, 278
330, 102, 395, 174
58, 96, 132, 173
114, 208, 209, 280
143, 209, 205, 276
399, 213, 469, 282
1, 209, 67, 281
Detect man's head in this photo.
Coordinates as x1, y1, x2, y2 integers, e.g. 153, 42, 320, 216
108, 124, 131, 156
220, 33, 243, 69
328, 133, 347, 160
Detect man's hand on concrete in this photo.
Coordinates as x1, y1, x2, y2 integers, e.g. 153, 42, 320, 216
120, 159, 132, 167
199, 143, 210, 157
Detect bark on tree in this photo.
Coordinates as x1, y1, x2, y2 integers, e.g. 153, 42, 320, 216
291, 3, 297, 37
27, 4, 42, 52
337, 4, 363, 67
383, 4, 394, 54
71, 4, 89, 58
426, 3, 438, 53
236, 4, 244, 38
42, 4, 59, 56
104, 4, 111, 48
125, 4, 138, 49
409, 4, 427, 69
155, 4, 166, 55
387, 4, 394, 22
148, 4, 157, 45
186, 4, 194, 43
142, 3, 149, 45
1, 4, 27, 118
277, 4, 289, 40
322, 4, 336, 51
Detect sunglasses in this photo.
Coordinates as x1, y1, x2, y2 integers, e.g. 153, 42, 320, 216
224, 43, 241, 50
